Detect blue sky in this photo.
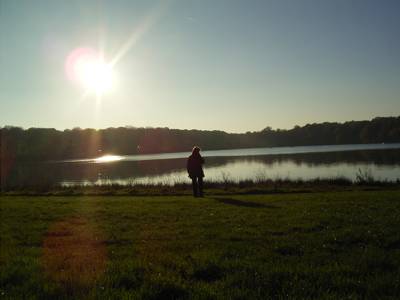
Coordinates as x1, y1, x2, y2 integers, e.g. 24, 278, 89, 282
1, 0, 399, 132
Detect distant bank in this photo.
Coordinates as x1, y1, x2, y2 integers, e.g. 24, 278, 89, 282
1, 116, 400, 161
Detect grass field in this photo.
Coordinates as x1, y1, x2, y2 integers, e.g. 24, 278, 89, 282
1, 190, 400, 299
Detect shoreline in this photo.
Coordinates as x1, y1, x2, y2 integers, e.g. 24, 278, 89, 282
3, 178, 400, 196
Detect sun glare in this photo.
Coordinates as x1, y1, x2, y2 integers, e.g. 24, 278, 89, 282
66, 48, 114, 95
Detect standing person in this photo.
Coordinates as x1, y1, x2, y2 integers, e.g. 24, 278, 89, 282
187, 146, 205, 197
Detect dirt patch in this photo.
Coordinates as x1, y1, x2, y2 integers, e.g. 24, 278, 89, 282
42, 216, 106, 290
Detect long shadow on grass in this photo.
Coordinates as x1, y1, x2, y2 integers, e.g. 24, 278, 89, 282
213, 197, 278, 208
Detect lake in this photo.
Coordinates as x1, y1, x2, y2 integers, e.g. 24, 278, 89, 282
3, 143, 399, 189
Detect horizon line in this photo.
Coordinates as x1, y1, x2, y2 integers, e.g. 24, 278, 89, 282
1, 115, 399, 134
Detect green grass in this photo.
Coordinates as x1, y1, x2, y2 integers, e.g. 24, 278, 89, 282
1, 190, 400, 299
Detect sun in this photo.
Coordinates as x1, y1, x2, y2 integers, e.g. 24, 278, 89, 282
78, 58, 113, 94
66, 48, 114, 95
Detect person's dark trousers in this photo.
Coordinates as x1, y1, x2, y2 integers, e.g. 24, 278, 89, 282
191, 176, 204, 197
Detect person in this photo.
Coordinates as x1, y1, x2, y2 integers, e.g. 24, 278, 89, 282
187, 146, 205, 197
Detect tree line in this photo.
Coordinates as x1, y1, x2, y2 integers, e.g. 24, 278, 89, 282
1, 116, 400, 161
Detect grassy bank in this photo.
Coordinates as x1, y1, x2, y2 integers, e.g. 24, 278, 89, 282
2, 176, 400, 196
1, 190, 400, 299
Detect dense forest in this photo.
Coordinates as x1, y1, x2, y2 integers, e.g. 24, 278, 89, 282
1, 116, 400, 162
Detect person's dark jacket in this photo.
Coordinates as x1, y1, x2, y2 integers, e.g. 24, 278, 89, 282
187, 154, 205, 178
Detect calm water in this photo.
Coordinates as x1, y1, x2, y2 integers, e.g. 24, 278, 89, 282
3, 143, 400, 188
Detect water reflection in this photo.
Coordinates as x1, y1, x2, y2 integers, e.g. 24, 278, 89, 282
2, 145, 400, 189
94, 155, 123, 163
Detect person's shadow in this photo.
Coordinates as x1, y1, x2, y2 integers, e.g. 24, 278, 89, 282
213, 197, 278, 208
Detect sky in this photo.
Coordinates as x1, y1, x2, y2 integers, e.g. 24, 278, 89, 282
1, 0, 399, 133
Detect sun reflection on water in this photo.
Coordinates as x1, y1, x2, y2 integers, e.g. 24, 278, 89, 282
94, 155, 123, 163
